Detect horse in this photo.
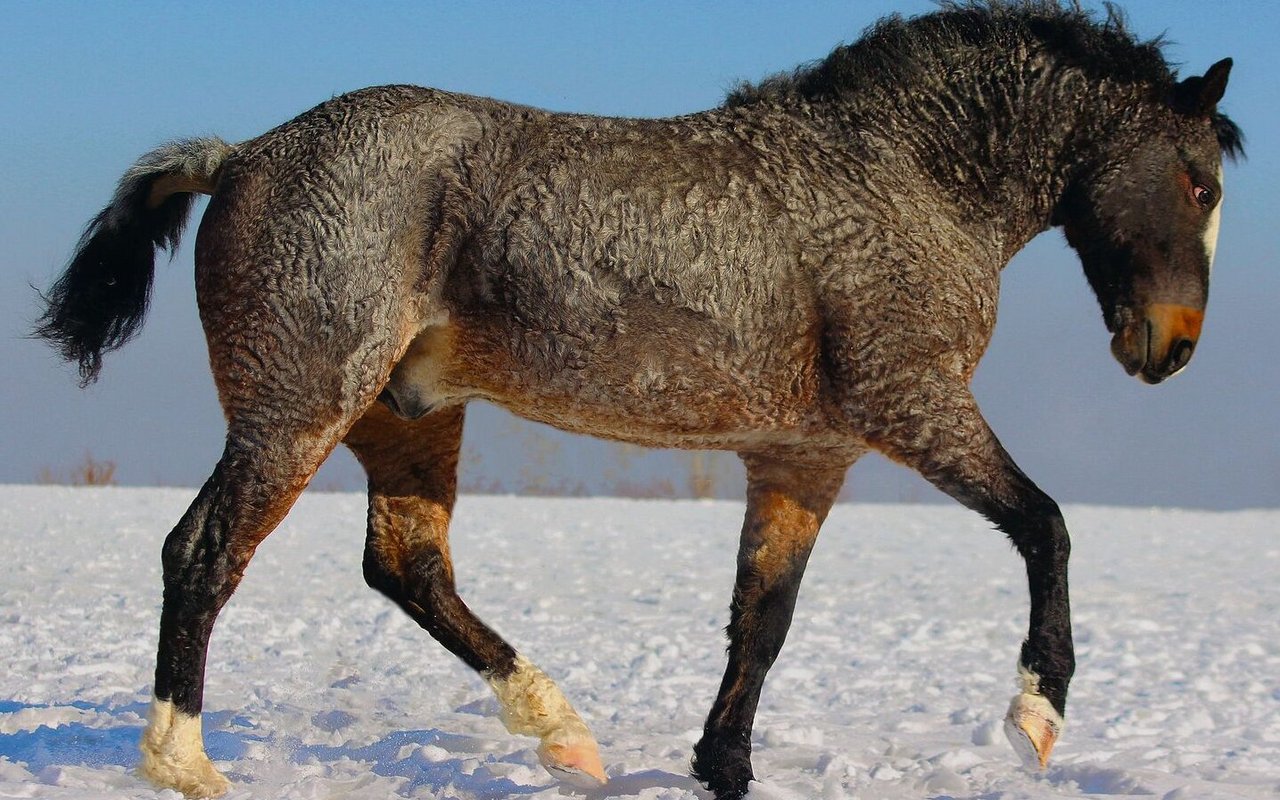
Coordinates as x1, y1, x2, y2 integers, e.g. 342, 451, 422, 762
35, 3, 1241, 798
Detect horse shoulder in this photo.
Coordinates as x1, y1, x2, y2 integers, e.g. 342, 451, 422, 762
813, 216, 1003, 398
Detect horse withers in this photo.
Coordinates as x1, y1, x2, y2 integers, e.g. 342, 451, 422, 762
36, 4, 1241, 799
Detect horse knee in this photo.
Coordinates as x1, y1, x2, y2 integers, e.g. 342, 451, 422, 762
162, 455, 311, 598
996, 492, 1070, 563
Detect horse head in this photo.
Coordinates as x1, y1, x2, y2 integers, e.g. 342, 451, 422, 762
1057, 58, 1241, 384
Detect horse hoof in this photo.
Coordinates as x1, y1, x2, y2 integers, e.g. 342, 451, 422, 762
138, 743, 231, 799
1003, 692, 1062, 769
139, 763, 230, 799
537, 739, 608, 788
138, 700, 231, 797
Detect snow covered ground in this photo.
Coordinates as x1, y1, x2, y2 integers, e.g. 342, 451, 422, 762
1, 485, 1277, 799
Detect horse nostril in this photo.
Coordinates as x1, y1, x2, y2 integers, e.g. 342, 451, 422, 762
1168, 338, 1195, 373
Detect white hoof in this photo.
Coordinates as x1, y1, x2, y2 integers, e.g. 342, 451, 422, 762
487, 655, 608, 787
538, 734, 608, 788
138, 699, 231, 798
1004, 691, 1062, 769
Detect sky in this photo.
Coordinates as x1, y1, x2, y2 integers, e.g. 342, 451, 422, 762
3, 1, 1277, 508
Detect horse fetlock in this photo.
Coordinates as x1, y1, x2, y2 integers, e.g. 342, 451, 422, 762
486, 655, 606, 786
1003, 665, 1065, 770
1016, 644, 1073, 710
138, 699, 230, 798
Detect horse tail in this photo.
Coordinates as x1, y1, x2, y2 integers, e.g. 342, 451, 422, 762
34, 137, 235, 385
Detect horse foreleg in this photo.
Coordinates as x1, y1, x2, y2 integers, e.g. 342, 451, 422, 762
692, 455, 846, 800
860, 383, 1074, 770
344, 404, 606, 788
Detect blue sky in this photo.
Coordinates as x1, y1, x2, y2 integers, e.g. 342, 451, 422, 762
3, 1, 1277, 507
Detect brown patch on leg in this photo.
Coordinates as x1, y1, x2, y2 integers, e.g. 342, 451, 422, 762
345, 403, 518, 675
741, 458, 843, 580
693, 455, 847, 799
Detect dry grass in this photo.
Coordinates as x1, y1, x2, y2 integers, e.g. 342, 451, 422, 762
687, 451, 717, 499
37, 452, 118, 486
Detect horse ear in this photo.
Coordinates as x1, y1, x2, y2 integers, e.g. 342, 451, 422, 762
1172, 58, 1232, 116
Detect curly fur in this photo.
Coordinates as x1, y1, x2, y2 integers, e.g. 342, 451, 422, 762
39, 4, 1241, 799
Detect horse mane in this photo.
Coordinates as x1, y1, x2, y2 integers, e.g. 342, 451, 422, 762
726, 1, 1244, 158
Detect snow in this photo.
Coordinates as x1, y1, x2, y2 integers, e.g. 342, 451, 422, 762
1, 485, 1278, 799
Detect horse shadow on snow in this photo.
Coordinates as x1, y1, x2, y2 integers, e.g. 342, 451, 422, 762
0, 698, 706, 797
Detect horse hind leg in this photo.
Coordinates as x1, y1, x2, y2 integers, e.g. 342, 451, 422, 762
139, 416, 348, 796
344, 403, 607, 788
139, 225, 415, 794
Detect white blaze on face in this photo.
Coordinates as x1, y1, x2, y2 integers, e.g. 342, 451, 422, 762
1203, 166, 1224, 273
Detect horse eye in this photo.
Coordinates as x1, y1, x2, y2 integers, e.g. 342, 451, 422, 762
1191, 184, 1216, 208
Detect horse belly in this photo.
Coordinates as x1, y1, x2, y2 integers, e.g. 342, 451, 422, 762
395, 315, 829, 450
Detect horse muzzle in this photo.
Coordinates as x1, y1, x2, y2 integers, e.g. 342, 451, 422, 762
1110, 304, 1204, 384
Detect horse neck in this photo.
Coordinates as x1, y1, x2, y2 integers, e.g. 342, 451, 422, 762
806, 53, 1144, 261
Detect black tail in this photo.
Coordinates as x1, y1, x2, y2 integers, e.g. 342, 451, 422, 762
34, 137, 233, 385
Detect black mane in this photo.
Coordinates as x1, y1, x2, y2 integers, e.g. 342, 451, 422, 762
1212, 110, 1245, 161
726, 1, 1243, 158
